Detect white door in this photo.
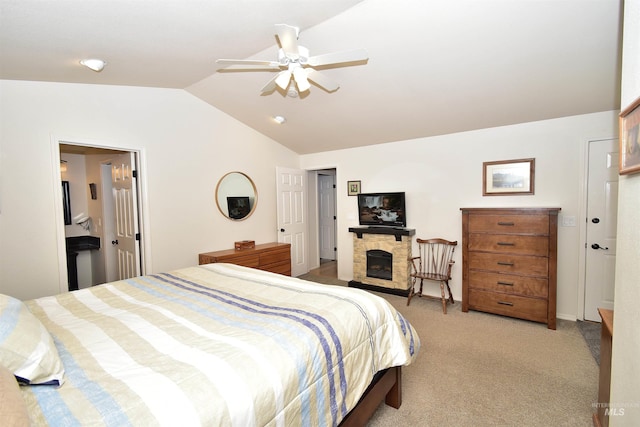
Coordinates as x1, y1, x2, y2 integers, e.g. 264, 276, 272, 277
584, 138, 618, 321
112, 152, 140, 280
318, 174, 336, 260
276, 167, 308, 277
101, 163, 118, 283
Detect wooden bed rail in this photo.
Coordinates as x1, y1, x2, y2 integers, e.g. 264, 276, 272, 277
339, 366, 402, 426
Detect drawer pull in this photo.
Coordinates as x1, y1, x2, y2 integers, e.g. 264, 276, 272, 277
497, 262, 514, 266
497, 281, 514, 286
498, 301, 514, 306
497, 221, 515, 226
497, 242, 515, 246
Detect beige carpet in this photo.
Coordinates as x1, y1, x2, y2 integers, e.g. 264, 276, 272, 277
298, 273, 599, 427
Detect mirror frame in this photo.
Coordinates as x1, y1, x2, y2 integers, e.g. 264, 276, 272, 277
215, 171, 258, 221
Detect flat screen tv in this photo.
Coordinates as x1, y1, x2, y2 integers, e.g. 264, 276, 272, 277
357, 192, 406, 227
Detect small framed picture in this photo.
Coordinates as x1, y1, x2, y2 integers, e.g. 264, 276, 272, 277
619, 96, 640, 175
483, 158, 535, 196
347, 180, 361, 196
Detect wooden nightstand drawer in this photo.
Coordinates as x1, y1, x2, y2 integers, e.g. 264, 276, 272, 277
468, 289, 548, 323
469, 234, 549, 256
468, 271, 548, 297
468, 252, 548, 277
469, 214, 549, 235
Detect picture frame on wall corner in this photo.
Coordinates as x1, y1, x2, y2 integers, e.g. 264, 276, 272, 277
347, 180, 361, 196
483, 158, 535, 196
619, 96, 640, 175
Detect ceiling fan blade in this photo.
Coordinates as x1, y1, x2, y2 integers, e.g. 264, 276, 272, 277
275, 24, 300, 59
217, 59, 280, 67
293, 68, 310, 92
306, 69, 339, 92
261, 74, 280, 93
275, 70, 292, 90
306, 48, 369, 67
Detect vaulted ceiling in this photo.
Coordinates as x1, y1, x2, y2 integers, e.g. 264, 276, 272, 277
0, 0, 622, 154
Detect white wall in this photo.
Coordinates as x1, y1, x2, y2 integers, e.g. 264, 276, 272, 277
611, 0, 640, 424
301, 111, 618, 321
0, 80, 299, 300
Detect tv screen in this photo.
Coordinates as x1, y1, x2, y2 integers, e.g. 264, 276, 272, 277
357, 192, 406, 227
227, 196, 252, 219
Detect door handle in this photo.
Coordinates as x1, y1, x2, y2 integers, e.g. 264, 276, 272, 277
280, 228, 285, 232
112, 240, 119, 245
591, 243, 608, 250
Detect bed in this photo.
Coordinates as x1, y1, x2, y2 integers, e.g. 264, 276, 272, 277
0, 263, 419, 426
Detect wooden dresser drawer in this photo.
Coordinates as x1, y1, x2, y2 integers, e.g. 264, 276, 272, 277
468, 271, 548, 297
469, 234, 549, 256
259, 249, 290, 266
260, 261, 291, 275
468, 252, 548, 277
468, 289, 548, 323
469, 214, 549, 235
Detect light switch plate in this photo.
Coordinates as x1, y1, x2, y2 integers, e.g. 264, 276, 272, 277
561, 215, 577, 227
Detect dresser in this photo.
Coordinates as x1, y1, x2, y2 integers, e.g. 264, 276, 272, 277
199, 242, 291, 276
460, 207, 560, 329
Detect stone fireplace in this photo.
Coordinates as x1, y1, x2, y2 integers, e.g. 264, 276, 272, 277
349, 227, 415, 294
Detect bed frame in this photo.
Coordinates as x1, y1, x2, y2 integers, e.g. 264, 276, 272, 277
339, 366, 402, 426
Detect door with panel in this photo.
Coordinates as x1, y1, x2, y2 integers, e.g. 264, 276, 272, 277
276, 167, 308, 277
584, 138, 618, 321
111, 152, 140, 280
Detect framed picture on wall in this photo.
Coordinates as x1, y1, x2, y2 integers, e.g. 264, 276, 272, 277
483, 158, 535, 196
619, 96, 640, 175
347, 180, 361, 196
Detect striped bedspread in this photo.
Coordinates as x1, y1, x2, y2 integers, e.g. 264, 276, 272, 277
21, 263, 420, 426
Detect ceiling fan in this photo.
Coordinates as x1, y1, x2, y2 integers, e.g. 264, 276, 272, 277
216, 24, 368, 96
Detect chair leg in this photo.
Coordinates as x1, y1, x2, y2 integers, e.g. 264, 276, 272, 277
440, 282, 447, 314
445, 280, 454, 304
407, 278, 416, 306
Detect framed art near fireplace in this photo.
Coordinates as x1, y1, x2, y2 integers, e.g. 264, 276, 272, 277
619, 96, 640, 175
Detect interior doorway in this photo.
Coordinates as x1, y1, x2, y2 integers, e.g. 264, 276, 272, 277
58, 142, 146, 289
314, 169, 337, 278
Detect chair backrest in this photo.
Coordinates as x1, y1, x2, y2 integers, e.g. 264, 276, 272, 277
413, 238, 458, 279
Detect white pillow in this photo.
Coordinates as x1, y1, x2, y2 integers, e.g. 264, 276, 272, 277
0, 294, 65, 386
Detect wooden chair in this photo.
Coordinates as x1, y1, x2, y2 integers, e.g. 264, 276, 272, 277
407, 238, 458, 313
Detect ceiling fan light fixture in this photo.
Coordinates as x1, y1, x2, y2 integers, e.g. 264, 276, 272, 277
286, 82, 299, 98
275, 71, 292, 90
80, 58, 106, 72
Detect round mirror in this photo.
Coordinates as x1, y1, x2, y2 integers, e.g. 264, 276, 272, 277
215, 172, 257, 221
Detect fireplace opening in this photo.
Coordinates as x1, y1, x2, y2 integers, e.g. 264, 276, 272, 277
366, 249, 393, 280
